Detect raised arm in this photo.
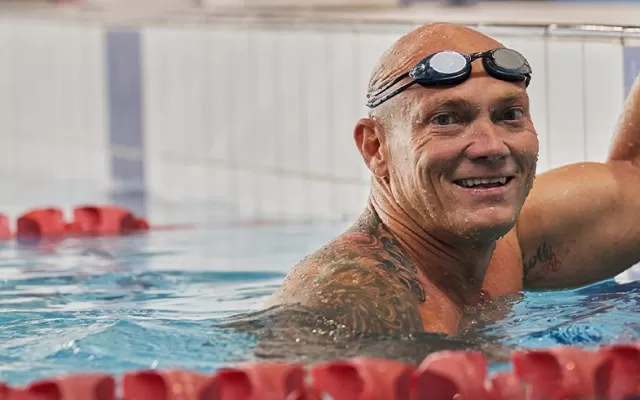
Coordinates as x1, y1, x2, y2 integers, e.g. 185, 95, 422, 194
608, 75, 640, 164
517, 74, 640, 289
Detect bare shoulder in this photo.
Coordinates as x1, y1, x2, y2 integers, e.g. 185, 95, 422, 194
265, 209, 426, 334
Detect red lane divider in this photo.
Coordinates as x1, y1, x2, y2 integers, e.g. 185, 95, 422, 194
487, 372, 526, 400
415, 351, 491, 400
0, 213, 10, 240
17, 207, 69, 239
71, 206, 149, 236
0, 205, 151, 242
0, 205, 290, 243
512, 346, 602, 400
0, 204, 346, 243
311, 357, 413, 400
123, 370, 208, 400
2, 345, 637, 400
0, 374, 115, 400
16, 205, 150, 239
595, 344, 640, 400
207, 363, 308, 400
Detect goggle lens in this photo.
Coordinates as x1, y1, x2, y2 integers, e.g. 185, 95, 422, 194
492, 48, 528, 71
429, 51, 468, 74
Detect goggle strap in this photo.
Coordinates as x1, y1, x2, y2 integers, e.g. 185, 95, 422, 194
367, 80, 416, 108
367, 72, 410, 99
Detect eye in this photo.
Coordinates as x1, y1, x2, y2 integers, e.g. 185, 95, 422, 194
502, 107, 524, 121
430, 113, 458, 126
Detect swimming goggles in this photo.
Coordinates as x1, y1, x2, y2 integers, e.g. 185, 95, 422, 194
366, 48, 532, 108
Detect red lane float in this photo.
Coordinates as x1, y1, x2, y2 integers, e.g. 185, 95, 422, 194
207, 363, 309, 400
17, 207, 68, 238
70, 205, 149, 236
9, 205, 150, 240
595, 344, 640, 400
123, 370, 207, 400
514, 346, 607, 400
415, 350, 490, 399
0, 344, 639, 399
0, 213, 11, 240
487, 372, 526, 400
0, 374, 115, 400
311, 357, 413, 400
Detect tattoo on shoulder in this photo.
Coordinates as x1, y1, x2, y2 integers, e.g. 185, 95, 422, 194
343, 208, 426, 303
279, 207, 426, 334
523, 241, 563, 281
310, 261, 424, 334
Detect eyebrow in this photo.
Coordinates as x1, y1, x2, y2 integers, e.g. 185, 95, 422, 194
423, 97, 478, 112
492, 91, 530, 108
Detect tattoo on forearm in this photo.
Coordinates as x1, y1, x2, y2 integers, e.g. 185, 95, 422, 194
523, 241, 562, 281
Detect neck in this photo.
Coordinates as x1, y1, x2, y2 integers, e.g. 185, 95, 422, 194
366, 184, 496, 306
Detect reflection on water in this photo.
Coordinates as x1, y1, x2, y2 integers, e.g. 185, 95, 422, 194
0, 223, 637, 384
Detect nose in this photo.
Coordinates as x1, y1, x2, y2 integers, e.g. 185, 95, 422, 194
464, 121, 510, 163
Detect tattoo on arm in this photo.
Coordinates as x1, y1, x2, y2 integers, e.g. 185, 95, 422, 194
523, 241, 562, 282
256, 207, 426, 336
307, 262, 425, 334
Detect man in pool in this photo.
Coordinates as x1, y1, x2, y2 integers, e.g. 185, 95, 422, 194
264, 22, 640, 335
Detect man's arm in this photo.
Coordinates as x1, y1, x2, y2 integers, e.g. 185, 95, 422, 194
266, 259, 425, 334
517, 75, 640, 289
301, 261, 425, 333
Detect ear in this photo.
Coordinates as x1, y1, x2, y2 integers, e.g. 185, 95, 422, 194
353, 117, 388, 179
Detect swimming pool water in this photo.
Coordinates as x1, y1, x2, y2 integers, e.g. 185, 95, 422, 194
0, 220, 638, 385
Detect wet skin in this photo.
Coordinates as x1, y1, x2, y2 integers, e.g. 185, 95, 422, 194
264, 23, 640, 335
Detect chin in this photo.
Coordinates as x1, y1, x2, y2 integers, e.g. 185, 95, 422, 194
453, 206, 518, 241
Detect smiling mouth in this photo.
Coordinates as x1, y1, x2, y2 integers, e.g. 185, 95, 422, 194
453, 177, 514, 189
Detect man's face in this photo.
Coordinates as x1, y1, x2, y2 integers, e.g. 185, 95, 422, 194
383, 57, 539, 242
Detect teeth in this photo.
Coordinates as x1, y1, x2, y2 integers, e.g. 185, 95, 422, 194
459, 177, 508, 188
